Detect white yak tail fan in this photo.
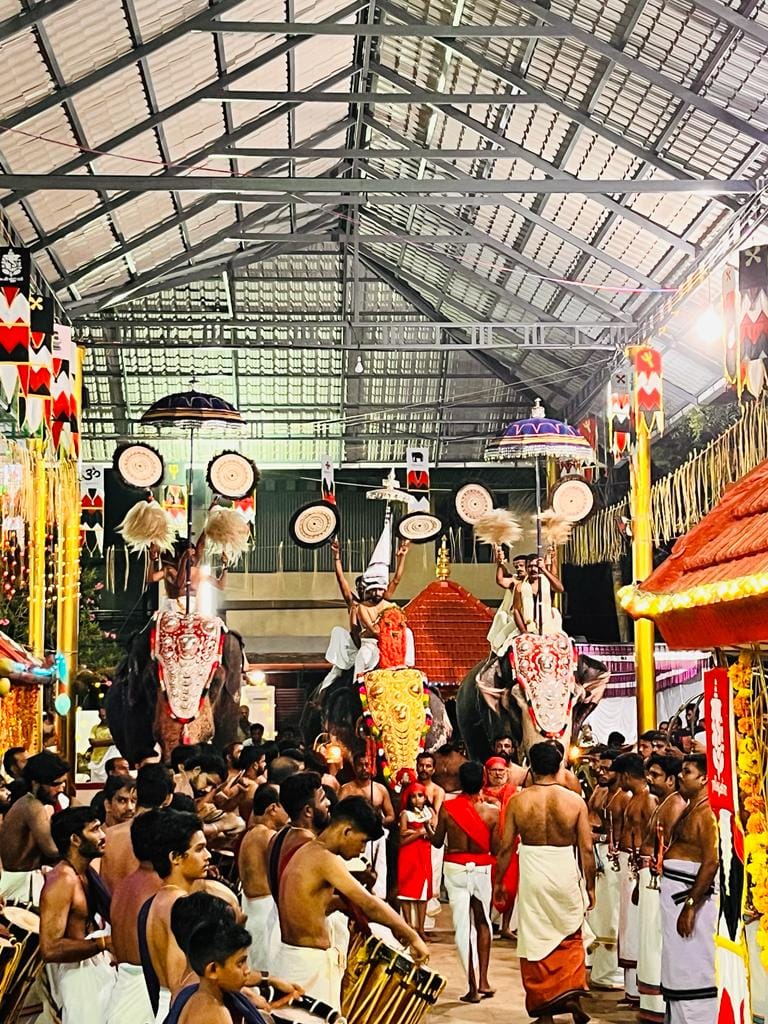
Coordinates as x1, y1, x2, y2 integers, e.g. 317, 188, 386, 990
203, 506, 251, 564
117, 499, 176, 554
538, 509, 573, 547
473, 509, 523, 549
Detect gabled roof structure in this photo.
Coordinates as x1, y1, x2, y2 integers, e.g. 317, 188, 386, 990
620, 459, 768, 648
0, 0, 767, 464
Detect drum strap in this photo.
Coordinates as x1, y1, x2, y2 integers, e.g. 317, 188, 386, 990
137, 895, 160, 1016
86, 866, 112, 926
166, 985, 268, 1024
267, 826, 292, 901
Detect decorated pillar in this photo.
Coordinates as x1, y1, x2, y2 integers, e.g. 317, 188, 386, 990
630, 346, 663, 733
27, 441, 47, 660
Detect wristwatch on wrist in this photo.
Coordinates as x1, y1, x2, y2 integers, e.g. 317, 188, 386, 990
684, 897, 695, 909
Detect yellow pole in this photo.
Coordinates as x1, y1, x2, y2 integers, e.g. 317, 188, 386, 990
28, 440, 47, 660
545, 456, 562, 611
631, 426, 656, 733
56, 347, 84, 773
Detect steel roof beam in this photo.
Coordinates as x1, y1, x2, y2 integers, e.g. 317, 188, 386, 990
204, 20, 567, 37
0, 0, 367, 210
365, 115, 667, 287
511, 0, 768, 149
685, 0, 768, 50
213, 89, 539, 103
1, 173, 753, 193
371, 61, 702, 253
0, 0, 81, 44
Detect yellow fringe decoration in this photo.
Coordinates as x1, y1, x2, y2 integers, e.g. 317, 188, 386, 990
565, 400, 768, 566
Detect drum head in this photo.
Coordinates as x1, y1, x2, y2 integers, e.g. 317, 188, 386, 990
453, 481, 495, 524
289, 501, 340, 549
397, 512, 443, 544
549, 476, 595, 523
114, 443, 164, 490
207, 451, 259, 500
3, 905, 40, 933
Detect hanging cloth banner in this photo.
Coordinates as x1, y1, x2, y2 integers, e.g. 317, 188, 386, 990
19, 292, 53, 436
738, 245, 768, 398
632, 345, 664, 437
577, 416, 598, 482
80, 464, 105, 555
320, 454, 335, 504
607, 365, 632, 460
0, 247, 31, 405
163, 484, 188, 536
52, 323, 73, 454
233, 494, 255, 524
69, 340, 81, 456
406, 447, 430, 492
722, 265, 742, 397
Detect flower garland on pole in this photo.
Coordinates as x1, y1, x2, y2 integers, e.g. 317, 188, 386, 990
729, 652, 768, 969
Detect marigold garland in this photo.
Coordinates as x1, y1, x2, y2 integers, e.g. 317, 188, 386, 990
730, 653, 768, 970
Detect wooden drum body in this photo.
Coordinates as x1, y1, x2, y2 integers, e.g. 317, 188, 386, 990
0, 903, 42, 1024
341, 932, 445, 1024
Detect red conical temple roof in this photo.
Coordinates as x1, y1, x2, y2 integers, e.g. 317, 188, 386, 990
406, 579, 493, 693
620, 459, 768, 648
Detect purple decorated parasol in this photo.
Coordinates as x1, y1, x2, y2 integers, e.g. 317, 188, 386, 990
485, 399, 594, 563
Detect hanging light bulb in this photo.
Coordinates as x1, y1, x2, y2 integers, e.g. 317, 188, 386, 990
696, 305, 723, 344
354, 354, 364, 374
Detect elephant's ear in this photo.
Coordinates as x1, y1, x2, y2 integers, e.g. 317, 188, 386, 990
475, 657, 506, 717
572, 654, 610, 736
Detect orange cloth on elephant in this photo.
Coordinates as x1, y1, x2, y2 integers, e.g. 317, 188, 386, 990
519, 930, 588, 1017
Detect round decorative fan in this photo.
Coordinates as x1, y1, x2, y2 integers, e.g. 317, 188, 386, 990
289, 501, 340, 549
114, 443, 164, 490
549, 477, 595, 523
207, 451, 259, 500
453, 481, 495, 525
397, 511, 444, 544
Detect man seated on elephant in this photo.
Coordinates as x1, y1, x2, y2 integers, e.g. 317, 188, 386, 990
487, 549, 528, 655
513, 555, 564, 636
321, 537, 412, 687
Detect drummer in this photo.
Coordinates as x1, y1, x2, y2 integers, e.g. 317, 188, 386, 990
273, 796, 429, 1010
0, 750, 69, 904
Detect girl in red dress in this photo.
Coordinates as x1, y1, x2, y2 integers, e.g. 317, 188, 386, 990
397, 782, 434, 941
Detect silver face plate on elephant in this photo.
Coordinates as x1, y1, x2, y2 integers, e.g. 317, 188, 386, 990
207, 451, 259, 500
114, 443, 164, 490
397, 511, 443, 544
289, 500, 340, 549
549, 477, 595, 523
508, 631, 576, 739
454, 481, 495, 524
151, 611, 223, 722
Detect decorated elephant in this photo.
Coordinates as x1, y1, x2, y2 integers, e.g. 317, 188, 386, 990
456, 631, 609, 763
106, 611, 245, 763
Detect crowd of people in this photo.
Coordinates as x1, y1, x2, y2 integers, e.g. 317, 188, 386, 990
0, 710, 716, 1024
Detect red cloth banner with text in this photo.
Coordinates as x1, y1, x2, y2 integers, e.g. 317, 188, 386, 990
632, 345, 664, 437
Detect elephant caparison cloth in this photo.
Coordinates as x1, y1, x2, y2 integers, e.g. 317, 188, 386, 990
106, 620, 244, 763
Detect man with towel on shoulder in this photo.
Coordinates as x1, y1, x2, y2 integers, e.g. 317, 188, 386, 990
495, 741, 595, 1024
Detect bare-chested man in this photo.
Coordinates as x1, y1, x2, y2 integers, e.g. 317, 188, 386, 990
612, 751, 657, 1005
636, 753, 687, 1022
238, 784, 288, 970
491, 736, 528, 788
339, 752, 395, 898
522, 739, 583, 795
432, 760, 499, 1003
107, 811, 163, 1024
0, 750, 69, 903
487, 550, 528, 655
416, 751, 446, 922
275, 796, 428, 1010
102, 774, 137, 828
659, 754, 718, 1024
585, 747, 630, 990
495, 742, 593, 1024
322, 537, 410, 685
40, 807, 116, 1023
432, 743, 467, 795
100, 763, 174, 893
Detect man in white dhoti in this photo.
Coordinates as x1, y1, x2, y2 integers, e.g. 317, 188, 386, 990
637, 754, 686, 1023
39, 807, 116, 1024
613, 752, 657, 1006
487, 549, 527, 655
274, 796, 428, 1010
495, 742, 594, 1023
660, 754, 719, 1024
431, 761, 498, 1003
0, 750, 69, 906
339, 753, 395, 900
238, 783, 288, 969
586, 748, 629, 989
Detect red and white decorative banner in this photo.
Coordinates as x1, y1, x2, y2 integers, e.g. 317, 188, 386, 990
0, 247, 31, 404
406, 447, 430, 492
321, 454, 335, 504
80, 464, 105, 556
738, 245, 768, 399
722, 265, 741, 397
19, 292, 53, 436
705, 667, 738, 818
163, 484, 188, 536
577, 416, 598, 482
52, 323, 73, 455
607, 365, 632, 460
632, 345, 664, 437
233, 494, 255, 524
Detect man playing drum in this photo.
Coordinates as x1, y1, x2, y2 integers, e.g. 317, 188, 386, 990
274, 796, 429, 1010
0, 750, 69, 904
39, 806, 116, 1024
